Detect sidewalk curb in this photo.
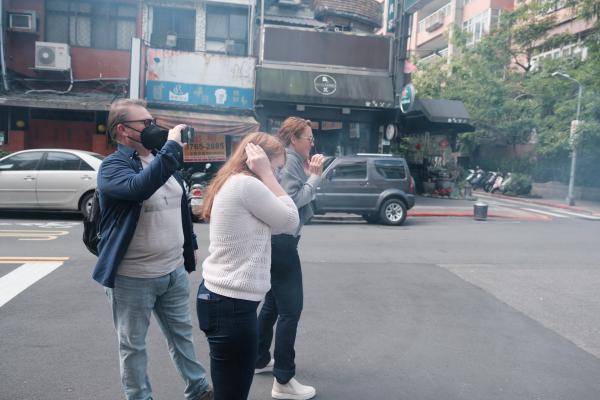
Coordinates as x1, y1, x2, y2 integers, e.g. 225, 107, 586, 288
311, 210, 549, 222
475, 192, 599, 215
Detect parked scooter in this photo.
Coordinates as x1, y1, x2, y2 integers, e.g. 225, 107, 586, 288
186, 163, 213, 223
188, 184, 204, 222
499, 172, 513, 193
469, 168, 487, 189
490, 173, 504, 193
483, 171, 500, 192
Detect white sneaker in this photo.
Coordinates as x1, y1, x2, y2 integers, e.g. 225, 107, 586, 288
271, 377, 316, 400
255, 359, 274, 374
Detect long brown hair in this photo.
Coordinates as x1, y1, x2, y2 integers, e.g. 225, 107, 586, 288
201, 132, 285, 221
277, 117, 311, 147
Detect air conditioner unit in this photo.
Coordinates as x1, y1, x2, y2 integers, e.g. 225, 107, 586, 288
8, 10, 37, 33
35, 42, 71, 71
425, 15, 443, 32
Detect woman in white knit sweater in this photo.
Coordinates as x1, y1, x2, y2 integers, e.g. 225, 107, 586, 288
197, 132, 299, 400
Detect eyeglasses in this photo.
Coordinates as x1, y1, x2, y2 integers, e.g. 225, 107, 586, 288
300, 136, 315, 144
121, 118, 156, 128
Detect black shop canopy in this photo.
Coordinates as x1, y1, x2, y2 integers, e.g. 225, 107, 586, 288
399, 98, 475, 134
255, 67, 394, 109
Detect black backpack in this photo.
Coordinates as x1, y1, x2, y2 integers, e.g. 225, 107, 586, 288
82, 190, 101, 256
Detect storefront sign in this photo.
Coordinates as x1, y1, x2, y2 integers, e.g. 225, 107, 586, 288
387, 0, 396, 32
400, 84, 416, 113
314, 75, 337, 96
146, 49, 254, 109
256, 68, 394, 108
147, 81, 253, 109
185, 134, 226, 162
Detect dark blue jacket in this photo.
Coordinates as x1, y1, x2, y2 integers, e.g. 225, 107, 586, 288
92, 141, 198, 288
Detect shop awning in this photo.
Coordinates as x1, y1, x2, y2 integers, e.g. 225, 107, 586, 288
150, 108, 259, 136
400, 99, 475, 134
0, 92, 114, 111
255, 67, 394, 109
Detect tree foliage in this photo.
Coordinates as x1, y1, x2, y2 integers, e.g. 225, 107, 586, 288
412, 2, 600, 186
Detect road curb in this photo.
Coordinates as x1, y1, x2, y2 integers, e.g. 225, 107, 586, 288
475, 192, 599, 215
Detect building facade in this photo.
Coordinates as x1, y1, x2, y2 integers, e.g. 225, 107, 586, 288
0, 0, 141, 155
0, 0, 474, 168
254, 0, 396, 156
138, 0, 259, 163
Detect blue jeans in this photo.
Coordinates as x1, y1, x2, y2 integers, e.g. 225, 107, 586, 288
196, 281, 260, 400
106, 266, 210, 400
256, 234, 303, 384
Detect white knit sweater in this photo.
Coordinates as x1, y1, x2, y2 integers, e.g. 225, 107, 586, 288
202, 174, 299, 301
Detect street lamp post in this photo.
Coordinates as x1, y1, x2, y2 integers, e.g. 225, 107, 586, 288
552, 71, 583, 206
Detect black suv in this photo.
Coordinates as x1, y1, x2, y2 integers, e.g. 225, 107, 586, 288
312, 154, 415, 225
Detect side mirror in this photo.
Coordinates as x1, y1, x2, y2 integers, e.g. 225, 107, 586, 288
0, 164, 12, 170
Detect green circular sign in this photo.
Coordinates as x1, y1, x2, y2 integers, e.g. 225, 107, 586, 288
400, 84, 416, 113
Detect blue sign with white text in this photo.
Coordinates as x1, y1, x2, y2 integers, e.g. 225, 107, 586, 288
146, 80, 254, 109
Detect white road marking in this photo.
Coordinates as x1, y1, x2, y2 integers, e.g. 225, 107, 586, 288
0, 257, 69, 308
0, 222, 80, 228
0, 230, 69, 240
521, 208, 568, 218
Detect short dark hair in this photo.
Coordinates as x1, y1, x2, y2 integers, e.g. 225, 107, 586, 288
107, 98, 148, 140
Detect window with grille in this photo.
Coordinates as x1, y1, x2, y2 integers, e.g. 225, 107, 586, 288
45, 0, 137, 50
151, 7, 196, 51
206, 5, 248, 56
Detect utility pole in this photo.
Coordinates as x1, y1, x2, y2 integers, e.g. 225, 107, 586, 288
393, 0, 410, 108
552, 71, 583, 206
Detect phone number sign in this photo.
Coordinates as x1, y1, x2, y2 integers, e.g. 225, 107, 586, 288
185, 134, 226, 162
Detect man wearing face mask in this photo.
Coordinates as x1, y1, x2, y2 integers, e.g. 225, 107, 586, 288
92, 99, 212, 400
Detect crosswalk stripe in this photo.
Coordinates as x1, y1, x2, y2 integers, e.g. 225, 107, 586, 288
0, 260, 67, 308
521, 208, 568, 218
0, 256, 69, 263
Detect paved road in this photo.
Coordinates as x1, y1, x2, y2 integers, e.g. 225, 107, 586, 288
0, 209, 599, 400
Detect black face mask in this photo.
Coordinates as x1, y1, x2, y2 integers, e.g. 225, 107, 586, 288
127, 124, 169, 150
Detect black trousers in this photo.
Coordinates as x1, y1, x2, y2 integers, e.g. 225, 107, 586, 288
197, 281, 259, 400
256, 234, 303, 384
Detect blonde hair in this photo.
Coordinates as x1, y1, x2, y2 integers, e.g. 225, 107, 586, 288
107, 98, 147, 140
201, 132, 285, 221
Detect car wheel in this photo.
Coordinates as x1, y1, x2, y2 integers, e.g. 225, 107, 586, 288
379, 198, 407, 226
80, 191, 95, 219
362, 213, 380, 224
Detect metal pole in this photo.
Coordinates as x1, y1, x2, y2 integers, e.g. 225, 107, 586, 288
566, 83, 582, 206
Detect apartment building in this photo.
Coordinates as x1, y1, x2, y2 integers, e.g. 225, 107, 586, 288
408, 0, 513, 64
409, 0, 595, 67
527, 0, 595, 70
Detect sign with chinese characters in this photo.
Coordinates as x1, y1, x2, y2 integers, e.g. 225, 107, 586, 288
387, 0, 396, 32
185, 134, 226, 162
146, 49, 255, 109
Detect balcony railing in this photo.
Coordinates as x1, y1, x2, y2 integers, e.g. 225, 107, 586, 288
417, 3, 451, 33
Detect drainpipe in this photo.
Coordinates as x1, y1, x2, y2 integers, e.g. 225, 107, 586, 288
259, 0, 265, 64
0, 0, 10, 91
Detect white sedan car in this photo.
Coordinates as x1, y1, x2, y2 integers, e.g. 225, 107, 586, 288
0, 149, 104, 217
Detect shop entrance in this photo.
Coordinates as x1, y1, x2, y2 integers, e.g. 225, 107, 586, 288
266, 117, 377, 157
